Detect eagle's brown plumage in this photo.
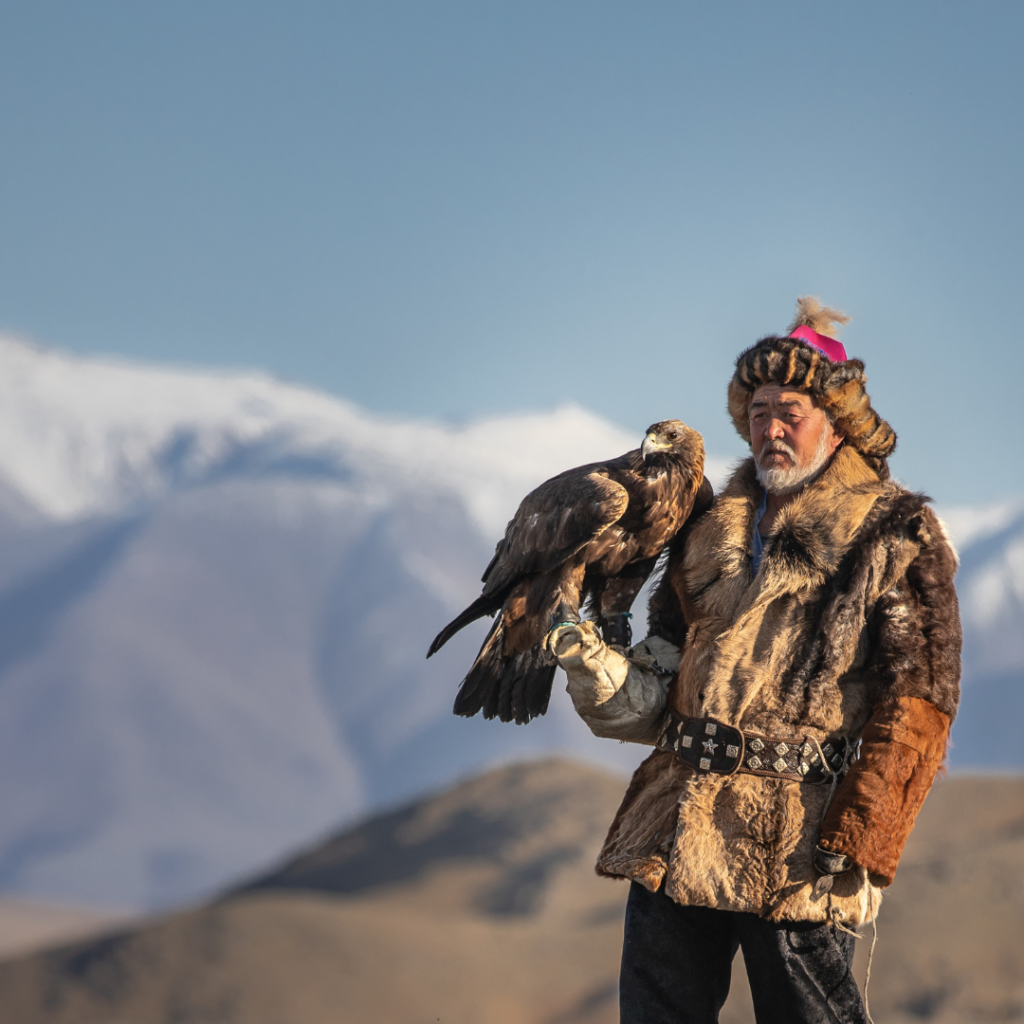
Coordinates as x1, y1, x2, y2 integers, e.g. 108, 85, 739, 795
427, 419, 710, 724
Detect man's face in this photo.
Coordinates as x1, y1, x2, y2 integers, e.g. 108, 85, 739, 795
749, 384, 844, 494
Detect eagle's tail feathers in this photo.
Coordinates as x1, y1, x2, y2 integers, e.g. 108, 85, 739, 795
452, 621, 555, 724
523, 656, 555, 720
505, 651, 555, 723
452, 616, 505, 717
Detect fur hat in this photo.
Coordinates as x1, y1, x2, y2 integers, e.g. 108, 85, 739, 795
728, 297, 896, 477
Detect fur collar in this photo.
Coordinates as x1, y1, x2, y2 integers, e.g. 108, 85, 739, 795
683, 445, 886, 619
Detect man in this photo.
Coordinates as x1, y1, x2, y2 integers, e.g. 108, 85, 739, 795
547, 298, 961, 1023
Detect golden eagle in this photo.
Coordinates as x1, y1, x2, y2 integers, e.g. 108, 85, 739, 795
427, 419, 711, 723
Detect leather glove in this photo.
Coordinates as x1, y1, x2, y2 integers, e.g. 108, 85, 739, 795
544, 622, 677, 744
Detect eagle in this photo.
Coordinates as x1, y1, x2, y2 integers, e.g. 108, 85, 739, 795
427, 419, 711, 724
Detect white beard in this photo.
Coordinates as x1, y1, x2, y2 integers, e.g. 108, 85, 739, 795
755, 427, 834, 495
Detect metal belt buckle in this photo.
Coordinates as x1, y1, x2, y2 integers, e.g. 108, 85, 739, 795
676, 717, 744, 776
803, 736, 853, 784
826, 737, 854, 775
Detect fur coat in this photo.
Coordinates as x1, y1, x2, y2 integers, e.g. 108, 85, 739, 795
593, 445, 962, 927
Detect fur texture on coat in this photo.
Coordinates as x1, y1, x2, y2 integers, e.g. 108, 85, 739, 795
595, 445, 962, 926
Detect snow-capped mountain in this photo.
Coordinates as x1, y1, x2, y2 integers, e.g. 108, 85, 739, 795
941, 503, 1024, 767
0, 335, 648, 533
0, 334, 1015, 909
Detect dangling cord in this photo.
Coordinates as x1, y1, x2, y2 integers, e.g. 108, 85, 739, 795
826, 891, 861, 938
811, 737, 842, 903
812, 737, 875, 1023
863, 887, 878, 1024
823, 891, 875, 1024
810, 736, 841, 821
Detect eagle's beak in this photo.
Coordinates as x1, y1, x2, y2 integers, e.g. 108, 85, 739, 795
641, 433, 667, 460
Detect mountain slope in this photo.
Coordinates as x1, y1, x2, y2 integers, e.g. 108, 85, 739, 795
0, 761, 1022, 1024
0, 760, 634, 1024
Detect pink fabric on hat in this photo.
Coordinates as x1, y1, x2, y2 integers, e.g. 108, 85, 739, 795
789, 324, 848, 362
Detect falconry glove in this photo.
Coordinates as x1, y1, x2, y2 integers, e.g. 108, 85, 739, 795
546, 622, 678, 744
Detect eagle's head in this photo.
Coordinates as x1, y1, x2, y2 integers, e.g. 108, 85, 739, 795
640, 419, 703, 469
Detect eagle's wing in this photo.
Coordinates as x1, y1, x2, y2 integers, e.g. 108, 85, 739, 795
482, 464, 632, 597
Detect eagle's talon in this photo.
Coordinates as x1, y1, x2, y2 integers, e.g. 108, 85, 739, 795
601, 613, 633, 649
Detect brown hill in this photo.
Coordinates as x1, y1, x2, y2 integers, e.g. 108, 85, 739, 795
0, 900, 132, 961
0, 759, 1020, 1023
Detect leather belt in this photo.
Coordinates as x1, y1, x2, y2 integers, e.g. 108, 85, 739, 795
659, 713, 854, 785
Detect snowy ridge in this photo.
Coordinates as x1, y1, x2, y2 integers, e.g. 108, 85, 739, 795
0, 334, 650, 536
938, 503, 1024, 634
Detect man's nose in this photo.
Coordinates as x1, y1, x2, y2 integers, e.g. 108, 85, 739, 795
767, 417, 786, 439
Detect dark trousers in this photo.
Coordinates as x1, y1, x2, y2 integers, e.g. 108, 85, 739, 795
620, 881, 868, 1024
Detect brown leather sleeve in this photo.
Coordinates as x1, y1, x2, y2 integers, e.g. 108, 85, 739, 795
818, 695, 949, 886
819, 509, 961, 885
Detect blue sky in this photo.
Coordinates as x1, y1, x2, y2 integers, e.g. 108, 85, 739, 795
0, 1, 1021, 504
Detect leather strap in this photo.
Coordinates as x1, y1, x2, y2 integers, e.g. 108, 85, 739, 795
659, 713, 854, 784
